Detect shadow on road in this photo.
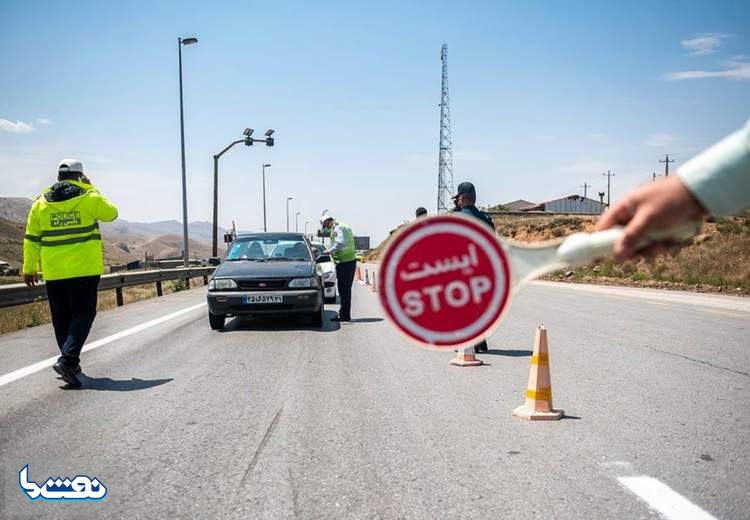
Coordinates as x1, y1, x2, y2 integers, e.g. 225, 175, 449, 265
483, 349, 533, 357
68, 375, 174, 392
219, 310, 342, 333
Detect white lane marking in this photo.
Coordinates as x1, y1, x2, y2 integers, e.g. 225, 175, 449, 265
618, 476, 717, 520
0, 302, 206, 388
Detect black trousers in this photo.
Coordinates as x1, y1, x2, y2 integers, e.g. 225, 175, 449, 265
45, 275, 100, 368
335, 260, 357, 319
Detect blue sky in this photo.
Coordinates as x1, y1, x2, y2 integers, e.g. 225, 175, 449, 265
1, 0, 748, 244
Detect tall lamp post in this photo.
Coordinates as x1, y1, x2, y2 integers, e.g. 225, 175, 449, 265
212, 128, 253, 257
178, 36, 198, 267
305, 220, 310, 238
262, 163, 271, 232
212, 129, 275, 255
286, 197, 293, 232
295, 212, 301, 232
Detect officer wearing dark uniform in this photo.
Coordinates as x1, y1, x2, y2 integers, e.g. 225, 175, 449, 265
452, 181, 495, 352
23, 159, 118, 387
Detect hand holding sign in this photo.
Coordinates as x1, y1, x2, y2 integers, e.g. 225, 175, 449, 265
379, 214, 698, 350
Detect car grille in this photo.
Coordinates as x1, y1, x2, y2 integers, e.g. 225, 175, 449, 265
236, 279, 288, 290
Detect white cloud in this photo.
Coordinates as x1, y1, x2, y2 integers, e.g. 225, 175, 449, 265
645, 133, 679, 147
662, 57, 750, 81
35, 118, 52, 125
681, 33, 731, 56
0, 119, 34, 133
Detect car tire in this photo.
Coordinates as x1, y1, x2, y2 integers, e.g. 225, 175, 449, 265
209, 312, 225, 330
311, 303, 324, 328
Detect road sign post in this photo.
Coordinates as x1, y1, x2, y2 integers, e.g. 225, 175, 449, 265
379, 214, 511, 350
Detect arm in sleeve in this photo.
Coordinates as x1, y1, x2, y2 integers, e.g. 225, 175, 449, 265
327, 224, 347, 254
90, 190, 119, 222
22, 203, 41, 275
677, 119, 750, 216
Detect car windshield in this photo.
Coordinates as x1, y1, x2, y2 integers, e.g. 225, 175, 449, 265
226, 237, 311, 262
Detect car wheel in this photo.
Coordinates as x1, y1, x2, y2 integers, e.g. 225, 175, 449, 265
209, 312, 225, 330
311, 303, 324, 328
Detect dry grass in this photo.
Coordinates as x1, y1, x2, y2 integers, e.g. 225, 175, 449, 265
0, 277, 207, 335
367, 213, 750, 294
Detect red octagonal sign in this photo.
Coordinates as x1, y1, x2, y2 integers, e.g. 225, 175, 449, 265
379, 214, 511, 350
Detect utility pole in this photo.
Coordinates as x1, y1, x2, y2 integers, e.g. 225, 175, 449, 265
659, 153, 674, 177
580, 182, 591, 199
602, 170, 615, 208
436, 43, 455, 214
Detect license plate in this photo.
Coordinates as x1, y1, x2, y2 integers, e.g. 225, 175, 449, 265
244, 294, 283, 304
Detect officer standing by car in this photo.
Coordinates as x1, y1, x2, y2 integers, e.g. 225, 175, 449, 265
321, 214, 357, 322
452, 181, 495, 352
23, 159, 118, 388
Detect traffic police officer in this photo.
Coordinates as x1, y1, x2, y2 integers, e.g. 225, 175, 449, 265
23, 159, 118, 387
452, 181, 494, 352
321, 214, 357, 322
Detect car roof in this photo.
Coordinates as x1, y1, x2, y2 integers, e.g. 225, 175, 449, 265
235, 232, 306, 240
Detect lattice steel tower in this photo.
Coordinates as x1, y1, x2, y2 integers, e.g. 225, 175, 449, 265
437, 43, 455, 214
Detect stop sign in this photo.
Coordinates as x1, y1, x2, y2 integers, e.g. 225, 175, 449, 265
379, 214, 511, 350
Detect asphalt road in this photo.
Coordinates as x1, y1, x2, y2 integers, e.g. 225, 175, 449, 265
1, 281, 748, 519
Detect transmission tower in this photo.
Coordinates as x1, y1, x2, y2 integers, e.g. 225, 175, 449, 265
437, 44, 455, 214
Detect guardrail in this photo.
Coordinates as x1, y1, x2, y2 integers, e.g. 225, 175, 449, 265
0, 267, 216, 309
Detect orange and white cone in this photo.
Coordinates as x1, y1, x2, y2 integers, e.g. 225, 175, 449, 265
513, 326, 563, 420
355, 265, 362, 282
450, 345, 483, 367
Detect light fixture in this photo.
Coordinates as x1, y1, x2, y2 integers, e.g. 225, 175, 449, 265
243, 128, 254, 137
265, 129, 275, 137
181, 37, 198, 45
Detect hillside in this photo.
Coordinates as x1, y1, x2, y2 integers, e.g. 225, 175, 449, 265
368, 213, 750, 294
0, 197, 221, 267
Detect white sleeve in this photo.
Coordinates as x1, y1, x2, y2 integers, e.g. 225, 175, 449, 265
677, 119, 750, 216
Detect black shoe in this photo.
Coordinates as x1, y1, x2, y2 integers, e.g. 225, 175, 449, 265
76, 364, 82, 374
53, 362, 82, 388
331, 316, 351, 322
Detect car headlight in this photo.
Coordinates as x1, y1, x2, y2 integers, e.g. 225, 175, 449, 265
288, 277, 320, 288
209, 278, 238, 290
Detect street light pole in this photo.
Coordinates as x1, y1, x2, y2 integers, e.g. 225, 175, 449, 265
286, 197, 293, 232
212, 137, 247, 257
305, 220, 310, 238
262, 163, 271, 232
295, 212, 301, 232
178, 36, 198, 267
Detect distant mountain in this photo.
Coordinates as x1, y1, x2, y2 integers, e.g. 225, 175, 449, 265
0, 197, 222, 266
0, 198, 32, 224
0, 197, 226, 240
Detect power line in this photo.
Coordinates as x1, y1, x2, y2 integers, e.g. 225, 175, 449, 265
580, 181, 591, 199
659, 153, 675, 177
602, 170, 615, 208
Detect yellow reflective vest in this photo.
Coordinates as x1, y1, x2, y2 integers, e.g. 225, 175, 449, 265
23, 180, 118, 280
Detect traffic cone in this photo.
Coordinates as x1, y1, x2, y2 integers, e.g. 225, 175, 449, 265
450, 345, 484, 367
365, 269, 370, 286
370, 271, 378, 292
513, 326, 563, 420
355, 265, 362, 282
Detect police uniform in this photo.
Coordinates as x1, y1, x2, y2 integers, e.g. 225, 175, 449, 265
323, 217, 357, 322
23, 159, 118, 386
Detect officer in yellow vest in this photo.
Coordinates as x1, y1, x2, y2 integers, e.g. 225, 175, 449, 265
23, 159, 118, 387
321, 214, 357, 322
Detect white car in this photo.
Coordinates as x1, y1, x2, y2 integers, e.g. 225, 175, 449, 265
311, 242, 337, 303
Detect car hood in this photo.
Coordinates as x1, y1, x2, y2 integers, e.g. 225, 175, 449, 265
213, 261, 315, 279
